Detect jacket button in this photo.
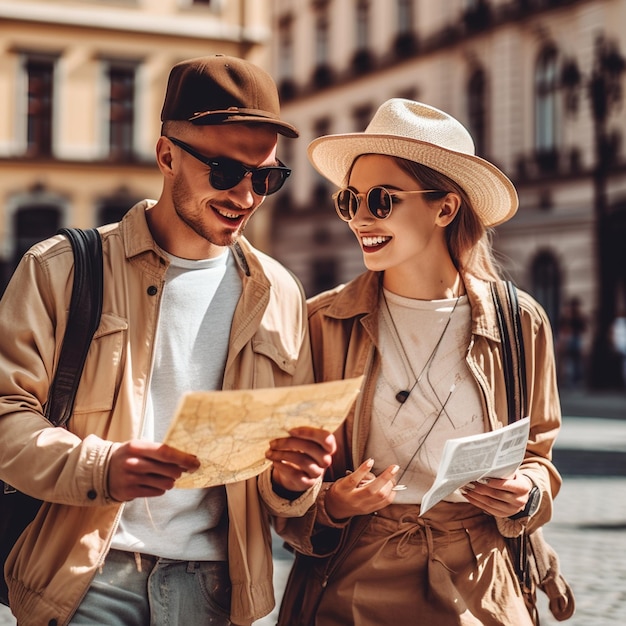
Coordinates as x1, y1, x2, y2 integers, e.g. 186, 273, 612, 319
147, 285, 158, 296
87, 489, 97, 500
48, 620, 58, 626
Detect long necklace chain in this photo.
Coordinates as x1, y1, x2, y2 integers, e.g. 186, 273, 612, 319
381, 289, 461, 425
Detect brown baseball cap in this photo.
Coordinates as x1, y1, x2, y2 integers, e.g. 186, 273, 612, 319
160, 54, 299, 138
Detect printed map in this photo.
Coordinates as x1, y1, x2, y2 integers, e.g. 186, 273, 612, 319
163, 377, 363, 488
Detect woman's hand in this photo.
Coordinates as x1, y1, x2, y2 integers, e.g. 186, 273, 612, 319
460, 471, 534, 518
324, 458, 401, 520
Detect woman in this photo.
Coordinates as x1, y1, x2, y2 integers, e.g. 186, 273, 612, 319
272, 100, 563, 626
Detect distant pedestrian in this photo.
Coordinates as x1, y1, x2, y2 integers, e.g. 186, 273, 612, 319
558, 296, 587, 388
611, 312, 626, 386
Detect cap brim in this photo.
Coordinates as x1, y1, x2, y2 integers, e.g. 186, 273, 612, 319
308, 133, 518, 226
190, 111, 299, 138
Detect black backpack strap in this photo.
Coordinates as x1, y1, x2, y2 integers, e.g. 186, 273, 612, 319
490, 280, 527, 423
45, 228, 103, 427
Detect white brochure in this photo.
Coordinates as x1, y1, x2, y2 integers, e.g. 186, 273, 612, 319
420, 416, 531, 516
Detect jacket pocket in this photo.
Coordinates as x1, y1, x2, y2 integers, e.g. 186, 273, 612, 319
252, 339, 297, 377
72, 312, 128, 414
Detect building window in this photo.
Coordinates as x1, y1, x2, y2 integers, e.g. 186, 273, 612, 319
98, 202, 130, 226
467, 67, 487, 156
535, 46, 559, 157
312, 258, 338, 295
180, 0, 221, 8
278, 16, 294, 83
107, 64, 136, 161
310, 118, 332, 206
393, 0, 416, 56
13, 205, 61, 266
353, 103, 373, 132
278, 15, 297, 99
352, 1, 373, 72
97, 189, 138, 225
312, 3, 334, 86
356, 0, 370, 51
315, 15, 330, 66
397, 0, 413, 34
531, 249, 561, 328
463, 0, 491, 31
25, 57, 55, 157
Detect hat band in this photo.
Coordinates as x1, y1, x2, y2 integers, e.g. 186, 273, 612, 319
190, 107, 282, 122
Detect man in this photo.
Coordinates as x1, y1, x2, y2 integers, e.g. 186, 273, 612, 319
0, 55, 335, 626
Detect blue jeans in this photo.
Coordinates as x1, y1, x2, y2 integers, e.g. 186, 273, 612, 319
69, 549, 232, 625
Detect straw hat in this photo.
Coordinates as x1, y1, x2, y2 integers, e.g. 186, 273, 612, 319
307, 99, 518, 226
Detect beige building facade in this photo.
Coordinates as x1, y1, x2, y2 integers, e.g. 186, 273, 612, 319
2, 0, 626, 386
268, 0, 626, 387
0, 0, 274, 288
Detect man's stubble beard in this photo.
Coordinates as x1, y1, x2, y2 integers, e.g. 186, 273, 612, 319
171, 174, 247, 248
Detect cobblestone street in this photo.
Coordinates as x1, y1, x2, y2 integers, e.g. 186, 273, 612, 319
2, 393, 625, 625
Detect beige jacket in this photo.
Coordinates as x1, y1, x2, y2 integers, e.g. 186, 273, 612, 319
275, 270, 562, 554
0, 201, 317, 626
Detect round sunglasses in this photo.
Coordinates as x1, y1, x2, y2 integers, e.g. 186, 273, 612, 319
332, 186, 446, 221
166, 136, 291, 196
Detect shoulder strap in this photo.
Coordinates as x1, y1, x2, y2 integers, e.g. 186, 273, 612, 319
490, 280, 527, 423
45, 228, 103, 427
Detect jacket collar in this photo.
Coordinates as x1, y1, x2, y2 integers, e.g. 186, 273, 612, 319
119, 200, 261, 282
322, 270, 501, 343
120, 200, 163, 260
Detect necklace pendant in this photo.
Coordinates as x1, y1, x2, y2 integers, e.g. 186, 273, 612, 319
396, 390, 410, 404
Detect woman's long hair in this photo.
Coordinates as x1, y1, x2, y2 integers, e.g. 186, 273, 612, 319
396, 157, 502, 281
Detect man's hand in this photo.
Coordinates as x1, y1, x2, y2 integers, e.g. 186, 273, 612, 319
460, 472, 534, 517
265, 426, 337, 494
108, 440, 200, 502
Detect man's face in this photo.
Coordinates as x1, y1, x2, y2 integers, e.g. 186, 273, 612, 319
165, 123, 280, 251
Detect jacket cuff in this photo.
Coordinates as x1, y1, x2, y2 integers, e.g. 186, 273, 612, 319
258, 469, 321, 517
496, 482, 544, 537
85, 436, 118, 505
315, 482, 352, 528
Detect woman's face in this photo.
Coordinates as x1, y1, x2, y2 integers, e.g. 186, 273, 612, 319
345, 154, 450, 275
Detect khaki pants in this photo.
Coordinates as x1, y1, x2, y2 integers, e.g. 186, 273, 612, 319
315, 503, 534, 626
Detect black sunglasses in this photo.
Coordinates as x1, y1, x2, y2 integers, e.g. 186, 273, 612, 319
332, 186, 446, 221
166, 136, 291, 196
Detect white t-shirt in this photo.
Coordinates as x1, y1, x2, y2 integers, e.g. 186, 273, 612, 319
366, 290, 484, 504
111, 248, 242, 560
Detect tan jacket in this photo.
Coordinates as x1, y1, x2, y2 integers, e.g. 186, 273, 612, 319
275, 270, 562, 554
0, 201, 317, 626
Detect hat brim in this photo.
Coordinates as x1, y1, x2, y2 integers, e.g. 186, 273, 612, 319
190, 111, 299, 138
308, 133, 518, 226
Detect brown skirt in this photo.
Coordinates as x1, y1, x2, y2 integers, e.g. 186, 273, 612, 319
314, 502, 534, 626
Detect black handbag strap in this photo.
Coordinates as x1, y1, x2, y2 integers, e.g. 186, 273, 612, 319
44, 228, 103, 427
491, 280, 532, 592
490, 280, 527, 423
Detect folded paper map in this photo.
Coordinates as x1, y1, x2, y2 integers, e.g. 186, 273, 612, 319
163, 376, 364, 488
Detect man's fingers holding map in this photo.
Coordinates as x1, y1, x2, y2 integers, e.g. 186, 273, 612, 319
108, 440, 201, 501
267, 427, 337, 465
266, 427, 338, 493
287, 426, 338, 455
